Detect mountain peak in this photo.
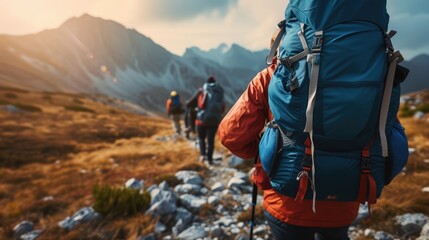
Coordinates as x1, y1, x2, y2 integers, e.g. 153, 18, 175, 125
60, 13, 127, 31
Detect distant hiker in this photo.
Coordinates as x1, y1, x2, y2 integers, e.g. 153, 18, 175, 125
184, 89, 200, 139
196, 76, 225, 165
166, 90, 184, 135
220, 5, 409, 237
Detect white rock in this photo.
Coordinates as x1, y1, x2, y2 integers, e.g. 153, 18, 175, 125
177, 225, 207, 240
227, 178, 246, 189
208, 196, 220, 205
211, 182, 225, 192
125, 178, 144, 190
419, 223, 429, 238
395, 213, 429, 236
364, 228, 375, 237
422, 187, 429, 193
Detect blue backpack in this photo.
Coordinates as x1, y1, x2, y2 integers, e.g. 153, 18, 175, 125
170, 95, 184, 114
261, 0, 409, 210
197, 83, 224, 126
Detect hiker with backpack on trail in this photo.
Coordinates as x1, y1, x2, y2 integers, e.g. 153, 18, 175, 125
184, 89, 200, 139
219, 0, 409, 239
166, 90, 184, 135
195, 76, 225, 165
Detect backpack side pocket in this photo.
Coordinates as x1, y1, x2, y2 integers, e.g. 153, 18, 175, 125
385, 120, 409, 185
259, 121, 283, 179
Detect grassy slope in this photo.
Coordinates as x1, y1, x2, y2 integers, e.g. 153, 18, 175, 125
0, 87, 201, 239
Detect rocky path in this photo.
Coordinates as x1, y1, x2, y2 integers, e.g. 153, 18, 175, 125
11, 135, 429, 240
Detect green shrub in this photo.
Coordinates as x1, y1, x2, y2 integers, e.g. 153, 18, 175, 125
92, 184, 151, 217
416, 103, 429, 113
0, 100, 10, 105
4, 93, 18, 99
64, 105, 95, 113
14, 103, 42, 112
399, 104, 416, 118
73, 98, 84, 104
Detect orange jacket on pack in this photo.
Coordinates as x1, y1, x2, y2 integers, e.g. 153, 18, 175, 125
218, 61, 359, 227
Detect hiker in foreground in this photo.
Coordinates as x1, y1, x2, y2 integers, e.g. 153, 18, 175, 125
195, 76, 225, 165
166, 90, 184, 136
219, 0, 409, 239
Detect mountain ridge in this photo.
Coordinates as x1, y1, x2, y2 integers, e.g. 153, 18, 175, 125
0, 13, 427, 114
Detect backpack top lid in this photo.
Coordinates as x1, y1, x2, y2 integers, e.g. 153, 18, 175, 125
285, 0, 389, 31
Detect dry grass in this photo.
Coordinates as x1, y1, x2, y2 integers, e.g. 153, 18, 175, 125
0, 89, 201, 239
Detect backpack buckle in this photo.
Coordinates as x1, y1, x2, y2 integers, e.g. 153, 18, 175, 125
361, 157, 371, 171
279, 57, 293, 69
311, 31, 324, 53
302, 155, 312, 171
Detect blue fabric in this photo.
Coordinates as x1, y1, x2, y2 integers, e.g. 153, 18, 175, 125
266, 1, 403, 202
389, 120, 409, 180
285, 0, 389, 31
264, 211, 350, 240
259, 123, 282, 177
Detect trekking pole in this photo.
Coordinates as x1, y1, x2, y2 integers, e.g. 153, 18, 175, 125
249, 182, 258, 240
249, 153, 259, 240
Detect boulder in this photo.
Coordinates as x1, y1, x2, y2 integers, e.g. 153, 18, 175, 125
395, 213, 429, 236
179, 194, 207, 212
177, 225, 207, 240
228, 156, 245, 167
211, 182, 225, 192
13, 221, 34, 238
174, 184, 201, 194
418, 223, 429, 239
58, 207, 99, 230
175, 171, 203, 185
374, 231, 394, 240
227, 178, 246, 189
20, 230, 43, 240
125, 178, 144, 190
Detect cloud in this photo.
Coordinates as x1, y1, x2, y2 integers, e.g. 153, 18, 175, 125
387, 0, 429, 58
387, 0, 428, 15
139, 0, 239, 21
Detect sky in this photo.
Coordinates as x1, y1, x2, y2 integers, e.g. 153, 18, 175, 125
0, 0, 428, 59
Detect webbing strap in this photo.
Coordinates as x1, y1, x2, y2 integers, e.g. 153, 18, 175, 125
266, 20, 286, 65
357, 140, 377, 204
379, 51, 403, 157
279, 24, 309, 68
357, 172, 377, 204
303, 30, 323, 213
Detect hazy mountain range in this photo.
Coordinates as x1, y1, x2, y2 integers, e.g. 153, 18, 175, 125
0, 14, 427, 114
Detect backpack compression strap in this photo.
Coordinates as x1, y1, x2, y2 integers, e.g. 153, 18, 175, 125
357, 140, 377, 205
303, 30, 324, 213
295, 137, 312, 203
379, 30, 404, 157
278, 23, 310, 93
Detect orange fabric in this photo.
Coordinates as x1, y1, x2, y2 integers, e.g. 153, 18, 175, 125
196, 89, 226, 126
218, 64, 274, 159
218, 59, 360, 227
263, 193, 359, 227
166, 99, 172, 115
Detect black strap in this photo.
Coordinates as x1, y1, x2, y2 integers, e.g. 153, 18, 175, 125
249, 150, 260, 240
